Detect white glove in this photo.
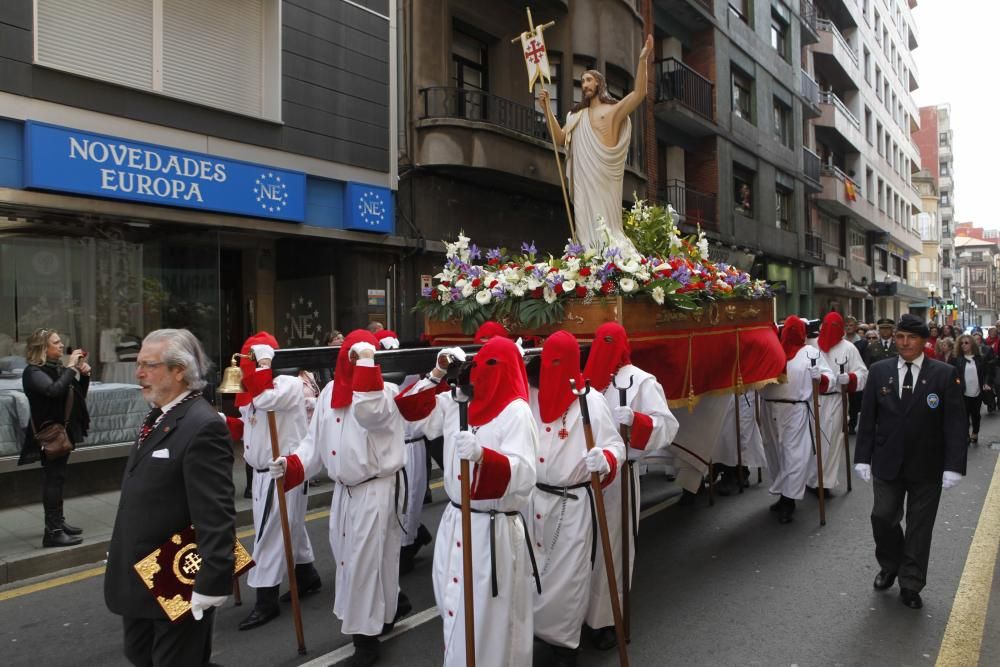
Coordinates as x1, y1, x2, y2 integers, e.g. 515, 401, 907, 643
454, 431, 483, 463
837, 373, 850, 386
612, 406, 635, 426
379, 336, 400, 350
808, 365, 822, 381
250, 344, 275, 362
514, 337, 526, 358
436, 346, 467, 371
942, 471, 963, 490
584, 447, 611, 475
350, 341, 377, 360
217, 412, 227, 422
854, 463, 872, 482
190, 591, 228, 620
268, 456, 287, 480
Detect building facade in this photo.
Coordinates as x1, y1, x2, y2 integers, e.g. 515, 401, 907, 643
913, 103, 955, 303
953, 229, 999, 329
907, 168, 940, 322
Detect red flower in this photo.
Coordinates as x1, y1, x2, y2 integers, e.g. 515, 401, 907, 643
471, 278, 481, 287
600, 281, 614, 294
441, 281, 451, 287
575, 286, 588, 297
579, 267, 592, 277
488, 280, 498, 289
554, 283, 564, 294
531, 287, 543, 299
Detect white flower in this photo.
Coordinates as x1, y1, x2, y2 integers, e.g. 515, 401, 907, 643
652, 286, 665, 305
543, 286, 557, 304
511, 285, 526, 297
620, 277, 637, 293
562, 279, 577, 293
475, 289, 492, 305
696, 227, 709, 259
456, 233, 470, 249
440, 290, 453, 304
621, 259, 640, 274
461, 282, 475, 298
527, 276, 543, 290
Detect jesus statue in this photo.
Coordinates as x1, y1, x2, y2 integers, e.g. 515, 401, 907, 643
539, 34, 653, 254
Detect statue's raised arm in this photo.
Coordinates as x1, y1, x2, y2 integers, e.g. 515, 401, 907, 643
614, 34, 654, 124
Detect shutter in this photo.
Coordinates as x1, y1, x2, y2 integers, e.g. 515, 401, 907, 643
36, 0, 153, 90
162, 0, 263, 117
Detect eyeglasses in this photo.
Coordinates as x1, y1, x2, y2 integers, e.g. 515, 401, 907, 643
135, 361, 167, 371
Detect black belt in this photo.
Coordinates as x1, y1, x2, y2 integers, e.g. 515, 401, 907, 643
343, 470, 409, 533
450, 502, 542, 597
764, 398, 809, 405
535, 481, 597, 567
404, 437, 424, 444
251, 472, 309, 544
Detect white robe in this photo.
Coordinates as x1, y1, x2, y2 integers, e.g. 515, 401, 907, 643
712, 390, 768, 470
295, 365, 405, 636
528, 389, 625, 649
565, 108, 637, 254
808, 339, 868, 492
407, 386, 539, 667
759, 348, 833, 500
585, 366, 678, 630
240, 374, 315, 589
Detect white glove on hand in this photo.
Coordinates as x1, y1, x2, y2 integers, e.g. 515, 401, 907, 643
437, 346, 467, 369
612, 406, 635, 426
942, 471, 963, 490
268, 456, 287, 480
350, 341, 377, 360
854, 463, 872, 482
250, 344, 275, 362
514, 337, 526, 358
455, 431, 483, 462
190, 591, 227, 620
584, 447, 611, 475
808, 365, 822, 381
837, 373, 851, 386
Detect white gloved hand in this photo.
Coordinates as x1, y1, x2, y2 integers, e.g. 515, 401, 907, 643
379, 336, 400, 350
854, 463, 872, 482
217, 412, 227, 422
250, 344, 275, 362
612, 406, 635, 426
514, 337, 526, 358
808, 365, 822, 381
454, 431, 483, 462
190, 591, 228, 620
584, 447, 611, 475
942, 471, 963, 490
436, 346, 467, 371
350, 341, 377, 360
837, 373, 851, 386
268, 456, 287, 480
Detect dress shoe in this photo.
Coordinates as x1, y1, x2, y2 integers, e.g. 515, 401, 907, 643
592, 626, 617, 650
777, 507, 794, 524
237, 605, 279, 630
42, 529, 82, 548
873, 570, 897, 591
381, 591, 413, 635
551, 644, 579, 667
806, 486, 836, 499
769, 499, 783, 512
280, 563, 322, 602
347, 635, 380, 667
900, 588, 923, 609
715, 473, 740, 497
60, 521, 83, 536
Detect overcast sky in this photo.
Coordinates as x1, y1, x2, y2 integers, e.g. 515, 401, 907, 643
911, 1, 999, 228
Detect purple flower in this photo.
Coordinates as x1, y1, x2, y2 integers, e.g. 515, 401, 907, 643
604, 247, 621, 260
469, 243, 481, 260
487, 247, 502, 261
521, 241, 537, 255
531, 266, 547, 281
450, 287, 463, 301
565, 241, 585, 255
421, 286, 434, 297
671, 264, 691, 283
596, 266, 613, 282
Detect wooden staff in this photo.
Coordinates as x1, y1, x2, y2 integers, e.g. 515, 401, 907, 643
734, 392, 744, 494
267, 412, 306, 655
612, 374, 634, 643
451, 381, 476, 667
837, 357, 853, 493
571, 379, 629, 667
233, 573, 242, 606
807, 355, 827, 526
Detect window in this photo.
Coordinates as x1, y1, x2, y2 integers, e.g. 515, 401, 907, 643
850, 228, 867, 263
865, 107, 873, 144
572, 57, 596, 106
864, 48, 872, 84
972, 268, 988, 283
866, 167, 875, 203
452, 25, 489, 120
776, 185, 792, 230
732, 66, 754, 123
875, 68, 883, 100
734, 165, 755, 216
534, 53, 561, 120
942, 249, 951, 268
772, 98, 791, 147
729, 0, 751, 23
876, 247, 889, 272
973, 251, 984, 262
941, 192, 951, 207
770, 9, 790, 62
892, 255, 903, 277
876, 122, 884, 155
939, 132, 949, 147
35, 0, 281, 121
940, 161, 950, 177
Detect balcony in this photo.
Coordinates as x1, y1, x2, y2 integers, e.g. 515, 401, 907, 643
803, 147, 821, 191
420, 86, 548, 141
805, 231, 825, 261
816, 91, 863, 150
654, 58, 716, 136
800, 70, 821, 118
814, 18, 859, 81
653, 0, 715, 30
799, 0, 819, 44
656, 180, 718, 232
817, 164, 876, 223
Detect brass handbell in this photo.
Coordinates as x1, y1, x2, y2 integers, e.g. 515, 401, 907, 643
218, 353, 249, 394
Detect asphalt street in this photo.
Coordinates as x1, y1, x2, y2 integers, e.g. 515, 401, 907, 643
2, 425, 999, 666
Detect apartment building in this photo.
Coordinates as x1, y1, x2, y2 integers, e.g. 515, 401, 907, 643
907, 168, 940, 323
913, 103, 955, 300
953, 225, 999, 328
806, 0, 924, 321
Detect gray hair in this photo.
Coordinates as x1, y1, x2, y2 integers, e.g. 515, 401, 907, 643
142, 329, 212, 391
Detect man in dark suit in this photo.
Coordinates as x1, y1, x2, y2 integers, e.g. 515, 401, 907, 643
863, 317, 898, 367
105, 329, 236, 665
855, 314, 967, 610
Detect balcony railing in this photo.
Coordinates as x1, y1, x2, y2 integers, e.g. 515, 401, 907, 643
655, 58, 714, 123
803, 147, 821, 183
816, 18, 859, 66
805, 231, 825, 261
799, 0, 818, 34
800, 69, 819, 106
820, 91, 860, 129
821, 164, 861, 193
420, 86, 549, 141
657, 180, 718, 230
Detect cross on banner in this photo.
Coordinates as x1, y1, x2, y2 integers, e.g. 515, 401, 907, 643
517, 10, 554, 92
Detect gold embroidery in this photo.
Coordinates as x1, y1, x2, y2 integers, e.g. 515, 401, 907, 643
157, 594, 191, 622
134, 549, 161, 590
172, 543, 200, 586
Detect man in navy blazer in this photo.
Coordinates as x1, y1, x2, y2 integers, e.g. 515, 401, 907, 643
855, 314, 967, 610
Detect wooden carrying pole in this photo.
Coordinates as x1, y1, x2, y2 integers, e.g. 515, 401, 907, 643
808, 358, 827, 526
451, 383, 477, 667
612, 374, 634, 643
838, 359, 853, 493
571, 379, 629, 667
266, 412, 307, 655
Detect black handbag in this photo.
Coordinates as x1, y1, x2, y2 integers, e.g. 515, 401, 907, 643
31, 389, 74, 459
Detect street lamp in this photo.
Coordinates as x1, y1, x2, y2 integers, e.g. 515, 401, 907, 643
927, 282, 938, 324
972, 301, 978, 329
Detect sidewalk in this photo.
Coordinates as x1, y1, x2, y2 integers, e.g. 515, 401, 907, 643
0, 461, 335, 586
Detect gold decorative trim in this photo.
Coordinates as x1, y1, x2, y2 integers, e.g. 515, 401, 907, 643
134, 549, 161, 590
157, 594, 190, 622
172, 543, 200, 586
171, 534, 182, 545
234, 541, 253, 572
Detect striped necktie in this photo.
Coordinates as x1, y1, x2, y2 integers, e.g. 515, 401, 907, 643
137, 407, 163, 446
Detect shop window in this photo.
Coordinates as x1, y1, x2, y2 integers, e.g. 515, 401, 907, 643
452, 24, 490, 120
734, 165, 755, 217
732, 66, 754, 123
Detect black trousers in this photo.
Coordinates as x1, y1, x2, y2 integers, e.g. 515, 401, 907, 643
964, 395, 983, 435
40, 452, 70, 530
871, 476, 943, 592
123, 611, 215, 666
848, 391, 863, 430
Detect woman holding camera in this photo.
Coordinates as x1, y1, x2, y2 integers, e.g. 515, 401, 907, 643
19, 328, 92, 547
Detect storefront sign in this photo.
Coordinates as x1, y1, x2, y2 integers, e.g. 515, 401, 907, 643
275, 277, 336, 347
345, 182, 393, 233
367, 289, 386, 307
23, 122, 306, 222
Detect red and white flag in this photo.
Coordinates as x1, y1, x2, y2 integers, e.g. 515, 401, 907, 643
519, 28, 551, 92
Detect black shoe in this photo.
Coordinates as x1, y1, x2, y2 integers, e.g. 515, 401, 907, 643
279, 571, 322, 602
777, 507, 794, 524
347, 635, 380, 667
769, 499, 783, 512
42, 529, 82, 548
415, 524, 432, 549
398, 547, 416, 576
900, 588, 923, 609
237, 605, 279, 630
551, 645, 579, 667
715, 474, 740, 497
381, 591, 413, 635
592, 626, 617, 650
60, 521, 83, 536
873, 570, 897, 590
806, 485, 836, 499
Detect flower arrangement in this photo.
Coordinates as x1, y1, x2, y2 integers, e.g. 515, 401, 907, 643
416, 200, 771, 333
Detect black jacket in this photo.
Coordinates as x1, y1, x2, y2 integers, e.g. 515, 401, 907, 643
856, 357, 967, 482
950, 354, 989, 396
104, 395, 236, 619
19, 363, 90, 465
864, 338, 897, 367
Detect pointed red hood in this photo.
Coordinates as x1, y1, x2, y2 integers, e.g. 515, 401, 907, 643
331, 329, 379, 408
235, 331, 279, 408
473, 321, 510, 344
818, 311, 845, 353
468, 337, 528, 427
583, 322, 631, 392
539, 331, 583, 424
781, 316, 806, 363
